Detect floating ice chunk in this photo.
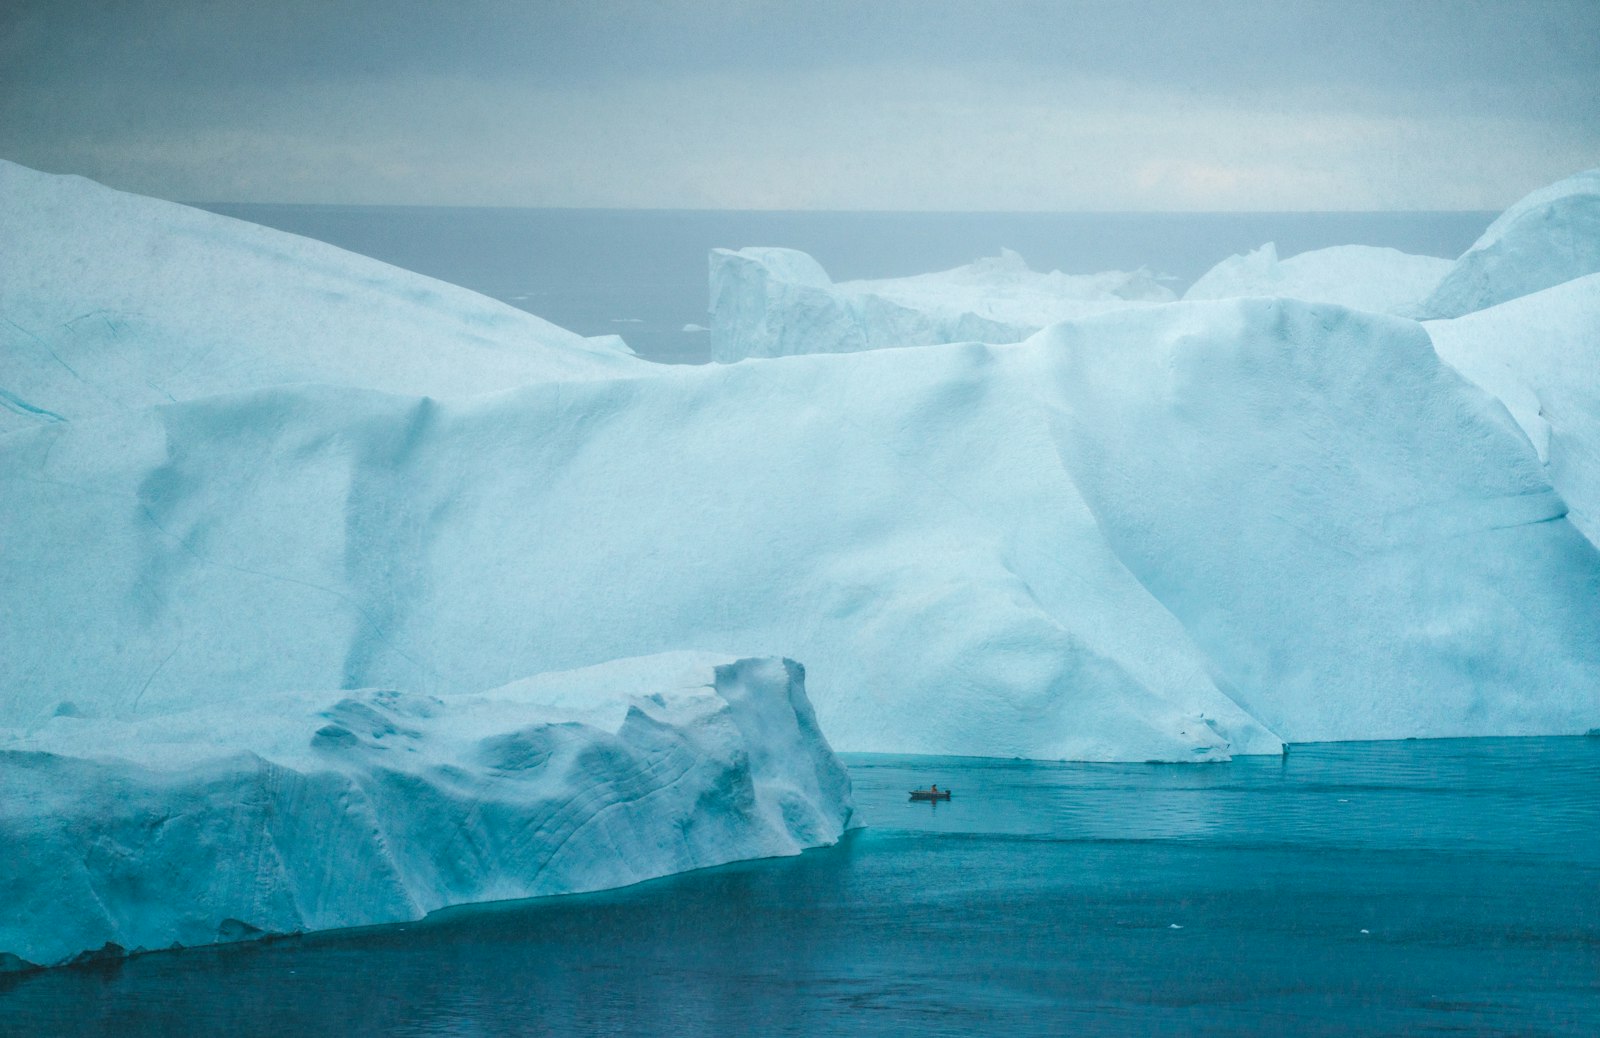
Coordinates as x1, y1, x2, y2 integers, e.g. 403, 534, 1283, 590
1422, 168, 1600, 318
0, 653, 853, 971
1183, 242, 1451, 315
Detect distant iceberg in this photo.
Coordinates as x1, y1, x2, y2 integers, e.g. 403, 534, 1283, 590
0, 653, 853, 970
708, 246, 1173, 361
1182, 242, 1451, 315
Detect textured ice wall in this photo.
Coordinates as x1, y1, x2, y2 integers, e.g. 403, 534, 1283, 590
0, 653, 854, 970
709, 246, 1172, 361
0, 161, 643, 435
1182, 243, 1451, 315
1422, 168, 1600, 318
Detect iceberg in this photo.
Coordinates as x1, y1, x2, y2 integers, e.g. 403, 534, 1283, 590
1182, 242, 1452, 315
0, 161, 644, 434
1427, 273, 1600, 546
0, 652, 854, 970
709, 246, 1173, 361
1421, 168, 1600, 318
10, 160, 1600, 976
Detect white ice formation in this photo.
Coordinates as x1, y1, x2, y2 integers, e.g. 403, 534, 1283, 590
0, 653, 854, 969
5, 161, 1600, 968
708, 246, 1173, 361
1181, 242, 1452, 315
1422, 169, 1600, 318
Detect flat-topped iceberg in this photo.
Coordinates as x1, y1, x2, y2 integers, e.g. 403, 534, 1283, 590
1422, 168, 1600, 318
0, 161, 643, 434
0, 652, 853, 970
1182, 242, 1452, 315
709, 246, 1173, 361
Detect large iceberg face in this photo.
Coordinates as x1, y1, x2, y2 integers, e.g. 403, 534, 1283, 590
1038, 300, 1600, 741
0, 366, 1276, 763
6, 298, 1598, 759
0, 652, 854, 970
1421, 168, 1600, 318
709, 246, 1173, 361
1182, 242, 1452, 316
1427, 273, 1600, 546
0, 161, 642, 435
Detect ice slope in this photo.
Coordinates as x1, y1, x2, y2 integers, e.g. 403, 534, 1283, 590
1182, 243, 1452, 315
1422, 168, 1600, 318
1427, 273, 1600, 546
709, 246, 1173, 361
0, 652, 854, 970
0, 161, 644, 434
6, 299, 1598, 759
1041, 300, 1600, 742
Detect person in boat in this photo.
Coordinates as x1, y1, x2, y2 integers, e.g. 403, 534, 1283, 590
930, 784, 938, 793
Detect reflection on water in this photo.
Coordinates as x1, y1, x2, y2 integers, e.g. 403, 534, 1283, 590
3, 738, 1596, 1037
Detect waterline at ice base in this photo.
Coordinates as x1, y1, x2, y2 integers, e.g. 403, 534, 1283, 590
3, 160, 1599, 969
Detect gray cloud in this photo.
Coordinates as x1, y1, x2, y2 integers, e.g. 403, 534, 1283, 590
3, 1, 1597, 208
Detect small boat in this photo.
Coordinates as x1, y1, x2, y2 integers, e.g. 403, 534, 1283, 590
909, 787, 951, 801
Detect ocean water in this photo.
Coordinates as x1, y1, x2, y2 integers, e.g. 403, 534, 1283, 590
197, 206, 1495, 363
4, 738, 1595, 1037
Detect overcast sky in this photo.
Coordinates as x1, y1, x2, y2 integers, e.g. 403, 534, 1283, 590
3, 0, 1597, 210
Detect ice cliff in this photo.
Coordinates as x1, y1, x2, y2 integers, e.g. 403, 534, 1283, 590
1182, 242, 1452, 315
1422, 168, 1600, 318
0, 653, 854, 970
709, 246, 1173, 361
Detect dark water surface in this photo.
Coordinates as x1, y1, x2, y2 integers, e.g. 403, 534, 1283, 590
195, 206, 1495, 363
4, 738, 1596, 1037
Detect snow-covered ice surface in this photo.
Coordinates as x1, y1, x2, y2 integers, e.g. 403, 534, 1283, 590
1428, 273, 1600, 546
709, 246, 1173, 361
0, 161, 643, 434
0, 652, 854, 970
1182, 242, 1452, 315
1421, 169, 1600, 319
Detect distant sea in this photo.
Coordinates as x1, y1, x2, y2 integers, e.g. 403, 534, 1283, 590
198, 206, 1495, 364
